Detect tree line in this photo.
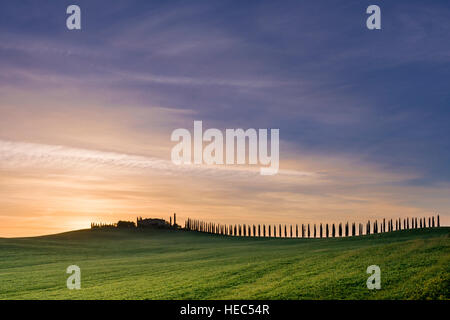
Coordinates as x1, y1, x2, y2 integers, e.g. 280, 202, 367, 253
183, 215, 441, 238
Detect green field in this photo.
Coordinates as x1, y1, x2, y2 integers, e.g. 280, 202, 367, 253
0, 227, 449, 300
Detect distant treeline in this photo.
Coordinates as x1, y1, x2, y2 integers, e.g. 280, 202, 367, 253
91, 214, 179, 230
91, 220, 136, 229
91, 214, 441, 238
184, 215, 441, 238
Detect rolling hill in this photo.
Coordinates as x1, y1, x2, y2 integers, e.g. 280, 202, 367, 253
0, 227, 448, 299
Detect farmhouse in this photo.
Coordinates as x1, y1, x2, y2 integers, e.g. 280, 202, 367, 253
136, 217, 170, 228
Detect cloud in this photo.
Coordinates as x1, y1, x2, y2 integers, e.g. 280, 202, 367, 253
0, 139, 315, 179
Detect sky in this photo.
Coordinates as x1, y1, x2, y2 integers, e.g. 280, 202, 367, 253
0, 0, 449, 237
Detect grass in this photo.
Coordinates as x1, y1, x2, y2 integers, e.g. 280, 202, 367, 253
0, 227, 448, 300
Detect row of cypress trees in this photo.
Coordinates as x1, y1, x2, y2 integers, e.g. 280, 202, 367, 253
184, 215, 440, 238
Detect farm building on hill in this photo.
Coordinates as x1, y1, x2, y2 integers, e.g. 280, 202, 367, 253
136, 217, 170, 228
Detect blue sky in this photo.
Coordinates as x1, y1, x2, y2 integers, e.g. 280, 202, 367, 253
0, 0, 449, 235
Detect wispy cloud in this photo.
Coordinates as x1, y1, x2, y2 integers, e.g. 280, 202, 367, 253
0, 139, 315, 179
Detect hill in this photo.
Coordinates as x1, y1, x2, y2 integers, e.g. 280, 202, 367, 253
0, 227, 448, 299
